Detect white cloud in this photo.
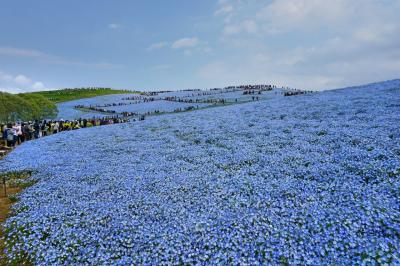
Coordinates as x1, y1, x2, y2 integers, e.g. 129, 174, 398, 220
221, 0, 399, 37
147, 41, 168, 51
172, 37, 199, 49
108, 23, 121, 30
256, 0, 352, 34
214, 4, 233, 16
197, 36, 400, 90
32, 81, 45, 90
14, 75, 32, 86
0, 70, 47, 93
207, 0, 400, 90
223, 19, 258, 36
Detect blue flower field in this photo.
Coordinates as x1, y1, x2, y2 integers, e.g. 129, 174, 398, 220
1, 80, 400, 265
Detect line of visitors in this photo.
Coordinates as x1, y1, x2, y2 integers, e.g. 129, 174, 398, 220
164, 97, 229, 104
284, 91, 310, 97
1, 117, 129, 148
142, 84, 275, 97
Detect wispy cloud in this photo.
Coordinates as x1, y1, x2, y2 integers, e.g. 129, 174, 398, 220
147, 41, 168, 51
171, 37, 199, 49
223, 20, 258, 36
0, 46, 121, 69
214, 4, 233, 16
0, 47, 50, 59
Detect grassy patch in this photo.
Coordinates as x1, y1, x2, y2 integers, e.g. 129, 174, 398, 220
0, 92, 56, 122
25, 87, 138, 103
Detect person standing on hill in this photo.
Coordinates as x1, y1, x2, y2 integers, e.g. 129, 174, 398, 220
53, 121, 59, 134
41, 121, 47, 137
24, 123, 31, 140
34, 120, 40, 139
14, 123, 22, 144
46, 121, 52, 136
6, 123, 15, 147
11, 123, 18, 145
27, 122, 33, 140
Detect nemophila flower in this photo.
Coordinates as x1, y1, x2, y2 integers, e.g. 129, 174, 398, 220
1, 80, 400, 265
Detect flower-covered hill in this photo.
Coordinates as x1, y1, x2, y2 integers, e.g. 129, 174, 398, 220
1, 79, 400, 265
56, 93, 141, 119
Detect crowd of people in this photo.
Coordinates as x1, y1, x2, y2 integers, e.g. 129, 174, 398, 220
121, 96, 156, 102
283, 90, 311, 97
243, 90, 262, 95
75, 105, 139, 117
1, 117, 130, 148
76, 89, 269, 119
164, 97, 229, 104
75, 97, 158, 113
79, 102, 134, 108
75, 105, 119, 115
173, 89, 241, 99
122, 96, 145, 101
2, 84, 311, 154
140, 85, 275, 97
233, 84, 275, 90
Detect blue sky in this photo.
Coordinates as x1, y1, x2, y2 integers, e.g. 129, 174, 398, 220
1, 0, 399, 93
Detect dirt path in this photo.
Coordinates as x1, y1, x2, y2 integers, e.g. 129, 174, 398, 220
0, 186, 24, 265
0, 172, 33, 266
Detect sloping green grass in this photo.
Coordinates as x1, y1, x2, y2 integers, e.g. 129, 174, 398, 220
0, 92, 57, 122
18, 93, 58, 119
27, 87, 138, 103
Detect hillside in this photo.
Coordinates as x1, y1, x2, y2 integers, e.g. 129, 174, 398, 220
1, 80, 400, 264
54, 86, 280, 120
0, 88, 138, 122
0, 92, 57, 122
26, 87, 137, 103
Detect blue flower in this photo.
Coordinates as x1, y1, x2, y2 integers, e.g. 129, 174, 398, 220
1, 80, 400, 265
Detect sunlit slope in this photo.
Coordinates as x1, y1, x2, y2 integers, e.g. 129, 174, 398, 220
26, 87, 137, 103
